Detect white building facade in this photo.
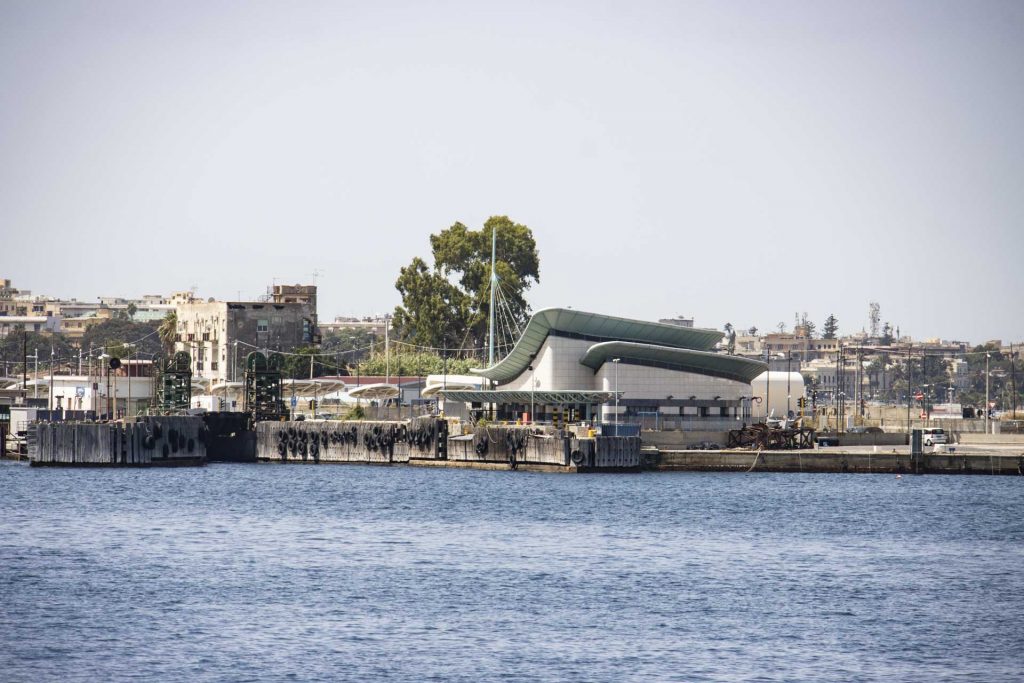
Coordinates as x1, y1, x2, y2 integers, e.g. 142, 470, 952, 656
444, 308, 767, 430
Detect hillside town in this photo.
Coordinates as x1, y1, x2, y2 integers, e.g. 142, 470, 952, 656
1, 276, 1019, 431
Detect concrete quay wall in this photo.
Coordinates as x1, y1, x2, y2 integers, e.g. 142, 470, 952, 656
651, 449, 1024, 475
256, 419, 642, 471
256, 417, 445, 464
29, 416, 206, 467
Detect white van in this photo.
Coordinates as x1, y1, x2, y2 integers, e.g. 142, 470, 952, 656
922, 428, 947, 446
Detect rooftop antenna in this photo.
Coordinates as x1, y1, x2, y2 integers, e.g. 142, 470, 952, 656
488, 227, 497, 368
309, 269, 323, 287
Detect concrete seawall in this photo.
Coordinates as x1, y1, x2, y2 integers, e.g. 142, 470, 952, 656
29, 416, 207, 467
652, 449, 1024, 475
256, 419, 641, 472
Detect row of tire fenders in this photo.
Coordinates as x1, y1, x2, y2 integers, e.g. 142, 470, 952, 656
139, 421, 200, 458
274, 423, 438, 460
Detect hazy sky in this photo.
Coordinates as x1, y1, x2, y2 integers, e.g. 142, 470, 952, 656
2, 1, 1021, 344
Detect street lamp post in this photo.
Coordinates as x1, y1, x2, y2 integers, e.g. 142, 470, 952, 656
126, 344, 133, 418
98, 353, 110, 419
441, 348, 447, 416
528, 364, 535, 424
612, 358, 621, 432
49, 346, 54, 419
786, 350, 792, 418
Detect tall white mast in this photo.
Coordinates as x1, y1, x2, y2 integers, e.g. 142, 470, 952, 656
488, 226, 497, 368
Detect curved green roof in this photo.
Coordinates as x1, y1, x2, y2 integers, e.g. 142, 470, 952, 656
473, 308, 724, 383
580, 341, 767, 384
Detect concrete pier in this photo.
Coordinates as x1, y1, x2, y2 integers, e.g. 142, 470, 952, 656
650, 448, 1024, 475
29, 416, 207, 467
256, 419, 642, 472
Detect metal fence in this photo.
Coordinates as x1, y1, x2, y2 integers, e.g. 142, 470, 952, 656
620, 415, 749, 432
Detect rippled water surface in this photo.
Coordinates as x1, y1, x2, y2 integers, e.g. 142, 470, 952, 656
2, 461, 1023, 682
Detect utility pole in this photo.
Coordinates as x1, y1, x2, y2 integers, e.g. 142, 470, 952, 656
107, 358, 112, 419
1011, 343, 1017, 419
126, 344, 132, 418
906, 345, 912, 434
612, 357, 620, 429
834, 343, 840, 431
441, 348, 447, 416
48, 346, 54, 419
786, 350, 791, 418
985, 353, 991, 434
838, 343, 844, 433
858, 346, 864, 417
22, 330, 27, 401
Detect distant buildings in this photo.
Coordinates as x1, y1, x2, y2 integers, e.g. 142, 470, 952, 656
0, 315, 60, 338
319, 315, 390, 338
0, 277, 177, 340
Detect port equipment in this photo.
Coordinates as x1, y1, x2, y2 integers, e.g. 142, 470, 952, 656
157, 351, 192, 411
727, 423, 816, 450
244, 351, 286, 424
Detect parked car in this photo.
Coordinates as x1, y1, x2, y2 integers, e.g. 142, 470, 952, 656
848, 426, 884, 434
922, 428, 947, 446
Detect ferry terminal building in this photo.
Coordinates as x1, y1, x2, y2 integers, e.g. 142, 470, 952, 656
438, 308, 767, 429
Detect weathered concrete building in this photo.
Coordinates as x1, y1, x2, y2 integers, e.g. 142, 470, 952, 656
174, 291, 317, 383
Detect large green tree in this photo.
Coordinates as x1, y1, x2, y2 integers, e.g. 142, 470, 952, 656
357, 351, 479, 377
321, 328, 379, 367
281, 346, 335, 379
393, 216, 540, 353
0, 331, 76, 376
80, 319, 162, 359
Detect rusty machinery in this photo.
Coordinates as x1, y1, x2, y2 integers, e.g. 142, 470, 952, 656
244, 351, 286, 424
727, 422, 816, 450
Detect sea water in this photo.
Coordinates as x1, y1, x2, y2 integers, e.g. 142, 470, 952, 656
2, 462, 1022, 682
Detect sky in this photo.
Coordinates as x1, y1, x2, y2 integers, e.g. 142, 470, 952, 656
1, 0, 1022, 345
